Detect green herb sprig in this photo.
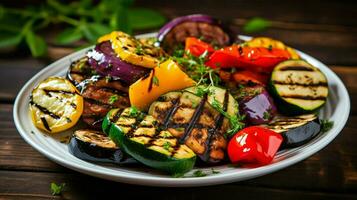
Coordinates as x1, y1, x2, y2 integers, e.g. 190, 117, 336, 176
50, 182, 65, 196
0, 0, 166, 57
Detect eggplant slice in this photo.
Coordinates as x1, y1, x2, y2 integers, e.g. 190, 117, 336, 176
67, 57, 97, 87
262, 114, 321, 148
69, 129, 136, 164
79, 76, 130, 129
148, 86, 239, 163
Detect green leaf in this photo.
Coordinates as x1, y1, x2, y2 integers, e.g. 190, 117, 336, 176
0, 33, 22, 48
47, 0, 73, 15
55, 27, 83, 45
82, 23, 112, 43
243, 17, 271, 33
110, 6, 131, 34
128, 8, 166, 30
25, 31, 47, 57
50, 182, 65, 195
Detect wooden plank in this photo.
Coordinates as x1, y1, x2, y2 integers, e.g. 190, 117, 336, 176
1, 103, 357, 192
0, 170, 356, 200
135, 0, 357, 26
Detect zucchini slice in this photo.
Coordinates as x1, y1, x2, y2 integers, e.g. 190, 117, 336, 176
102, 108, 196, 174
148, 86, 241, 163
269, 59, 328, 115
262, 114, 321, 148
29, 77, 83, 133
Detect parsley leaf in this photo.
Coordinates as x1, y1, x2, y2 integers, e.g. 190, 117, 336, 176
129, 106, 138, 117
108, 95, 119, 104
320, 119, 334, 133
193, 170, 207, 177
152, 75, 159, 86
211, 98, 245, 137
50, 182, 65, 196
163, 141, 171, 150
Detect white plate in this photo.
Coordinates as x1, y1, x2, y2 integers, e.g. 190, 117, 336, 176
13, 33, 350, 187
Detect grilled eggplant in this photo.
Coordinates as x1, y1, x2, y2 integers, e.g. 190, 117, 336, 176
262, 114, 321, 148
29, 77, 83, 133
97, 31, 164, 68
79, 76, 130, 129
102, 108, 196, 174
67, 57, 97, 87
148, 86, 240, 163
69, 129, 136, 164
269, 59, 328, 115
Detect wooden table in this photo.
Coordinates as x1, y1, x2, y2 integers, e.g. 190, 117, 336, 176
1, 0, 357, 199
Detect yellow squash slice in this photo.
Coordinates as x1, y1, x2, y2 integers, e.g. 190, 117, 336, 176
29, 77, 83, 133
98, 31, 163, 68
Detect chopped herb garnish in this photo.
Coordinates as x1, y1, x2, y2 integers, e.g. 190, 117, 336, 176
193, 170, 207, 177
135, 44, 144, 55
105, 75, 112, 83
263, 111, 270, 120
211, 168, 220, 174
162, 132, 171, 138
320, 119, 334, 133
175, 127, 185, 132
152, 75, 159, 86
129, 106, 139, 117
108, 95, 119, 104
211, 98, 245, 137
163, 141, 171, 150
50, 182, 65, 196
268, 44, 273, 51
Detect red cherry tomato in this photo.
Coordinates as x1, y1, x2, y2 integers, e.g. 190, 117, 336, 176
228, 126, 283, 167
185, 37, 215, 57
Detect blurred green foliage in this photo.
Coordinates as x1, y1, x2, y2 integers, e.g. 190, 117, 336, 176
0, 0, 166, 57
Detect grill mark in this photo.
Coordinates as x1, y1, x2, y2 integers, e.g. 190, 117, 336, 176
148, 68, 155, 92
281, 95, 326, 100
30, 100, 61, 120
278, 66, 314, 71
70, 103, 77, 109
126, 116, 146, 138
273, 81, 328, 87
202, 90, 229, 161
83, 97, 114, 108
100, 87, 128, 96
40, 117, 51, 132
43, 89, 77, 96
111, 109, 123, 123
162, 99, 180, 129
179, 94, 208, 144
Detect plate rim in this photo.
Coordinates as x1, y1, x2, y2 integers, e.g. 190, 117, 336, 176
13, 33, 350, 187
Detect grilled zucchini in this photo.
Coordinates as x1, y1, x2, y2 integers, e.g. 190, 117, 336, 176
98, 31, 163, 68
269, 59, 328, 115
262, 114, 321, 148
29, 77, 83, 133
148, 86, 240, 163
102, 108, 196, 174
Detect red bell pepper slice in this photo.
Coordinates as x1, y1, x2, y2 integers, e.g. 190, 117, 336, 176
232, 70, 269, 85
227, 126, 283, 167
185, 37, 215, 57
205, 45, 291, 73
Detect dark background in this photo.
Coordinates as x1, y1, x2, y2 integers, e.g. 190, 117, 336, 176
0, 0, 357, 199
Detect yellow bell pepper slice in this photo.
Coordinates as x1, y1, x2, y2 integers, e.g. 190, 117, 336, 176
245, 37, 300, 59
98, 31, 161, 68
129, 59, 196, 110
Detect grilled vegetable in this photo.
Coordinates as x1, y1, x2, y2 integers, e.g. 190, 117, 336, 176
129, 59, 196, 110
245, 37, 300, 59
102, 108, 196, 174
98, 31, 163, 68
269, 59, 328, 115
239, 87, 277, 125
228, 126, 282, 167
80, 76, 130, 129
29, 77, 83, 133
157, 14, 234, 52
148, 86, 241, 163
87, 41, 150, 85
66, 57, 97, 87
185, 37, 215, 57
205, 45, 291, 72
69, 129, 136, 164
262, 114, 321, 148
